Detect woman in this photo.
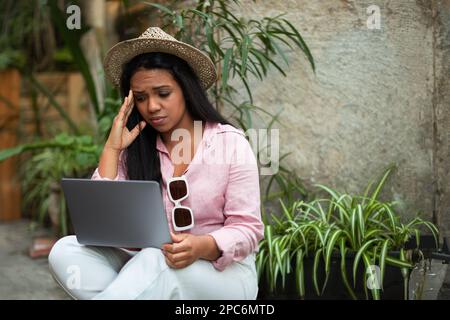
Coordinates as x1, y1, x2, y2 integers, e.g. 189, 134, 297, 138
48, 27, 264, 300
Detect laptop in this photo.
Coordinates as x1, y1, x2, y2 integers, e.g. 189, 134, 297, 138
61, 178, 172, 249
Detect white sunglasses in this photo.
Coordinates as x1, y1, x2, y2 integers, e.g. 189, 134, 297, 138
167, 175, 194, 231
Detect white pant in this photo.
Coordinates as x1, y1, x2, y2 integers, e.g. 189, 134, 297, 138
48, 236, 258, 300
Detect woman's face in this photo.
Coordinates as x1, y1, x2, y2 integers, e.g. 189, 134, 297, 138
130, 68, 189, 133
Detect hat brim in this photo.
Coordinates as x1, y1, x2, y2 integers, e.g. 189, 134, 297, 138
104, 38, 217, 90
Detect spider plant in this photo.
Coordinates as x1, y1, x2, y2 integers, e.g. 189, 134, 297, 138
256, 165, 439, 300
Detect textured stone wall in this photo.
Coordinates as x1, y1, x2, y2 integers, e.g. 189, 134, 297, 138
226, 0, 450, 236
435, 1, 450, 239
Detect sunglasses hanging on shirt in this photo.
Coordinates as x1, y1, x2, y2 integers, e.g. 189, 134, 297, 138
167, 175, 194, 231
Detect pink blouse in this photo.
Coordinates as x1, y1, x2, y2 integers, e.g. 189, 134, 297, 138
91, 121, 264, 271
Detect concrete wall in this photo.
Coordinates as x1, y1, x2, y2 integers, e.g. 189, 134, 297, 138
227, 0, 450, 237
434, 1, 450, 240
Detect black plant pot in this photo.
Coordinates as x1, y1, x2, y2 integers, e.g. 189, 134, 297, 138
257, 253, 409, 300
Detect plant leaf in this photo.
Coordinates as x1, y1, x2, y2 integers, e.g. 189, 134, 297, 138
312, 248, 323, 296
295, 249, 305, 298
221, 48, 233, 89
340, 238, 358, 299
325, 230, 342, 274
379, 239, 390, 290
353, 238, 380, 287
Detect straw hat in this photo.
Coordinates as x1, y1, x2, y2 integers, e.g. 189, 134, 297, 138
104, 27, 217, 90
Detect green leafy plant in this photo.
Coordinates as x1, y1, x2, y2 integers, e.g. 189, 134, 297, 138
256, 165, 439, 300
0, 1, 122, 235
0, 0, 57, 71
18, 134, 101, 236
146, 0, 314, 114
